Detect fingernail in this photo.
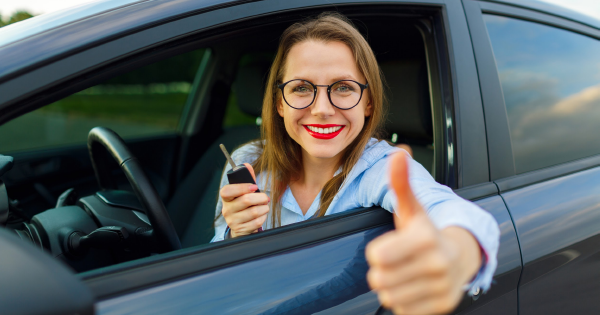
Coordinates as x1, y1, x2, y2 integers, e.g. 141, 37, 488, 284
249, 184, 258, 192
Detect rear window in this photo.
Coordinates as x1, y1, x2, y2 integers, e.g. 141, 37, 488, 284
484, 15, 600, 173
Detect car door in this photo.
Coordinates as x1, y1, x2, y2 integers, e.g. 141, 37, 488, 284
56, 1, 520, 314
0, 0, 521, 314
464, 1, 600, 314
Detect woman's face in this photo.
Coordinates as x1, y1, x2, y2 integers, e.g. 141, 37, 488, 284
277, 40, 372, 162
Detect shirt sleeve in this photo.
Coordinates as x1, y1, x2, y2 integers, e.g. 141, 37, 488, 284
210, 161, 232, 243
356, 149, 500, 294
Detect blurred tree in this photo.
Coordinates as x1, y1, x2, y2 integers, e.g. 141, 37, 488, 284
0, 14, 5, 27
7, 11, 34, 24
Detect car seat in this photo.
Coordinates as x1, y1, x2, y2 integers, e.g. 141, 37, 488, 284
379, 59, 434, 173
167, 57, 267, 247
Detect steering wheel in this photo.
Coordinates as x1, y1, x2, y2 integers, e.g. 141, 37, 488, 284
87, 127, 181, 253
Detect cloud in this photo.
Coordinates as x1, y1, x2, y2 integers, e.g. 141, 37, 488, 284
551, 84, 600, 115
501, 69, 600, 173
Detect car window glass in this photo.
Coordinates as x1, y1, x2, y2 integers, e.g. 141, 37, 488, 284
484, 15, 600, 173
0, 49, 205, 153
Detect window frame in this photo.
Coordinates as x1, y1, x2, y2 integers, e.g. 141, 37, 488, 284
464, 0, 600, 191
74, 0, 469, 300
0, 0, 484, 301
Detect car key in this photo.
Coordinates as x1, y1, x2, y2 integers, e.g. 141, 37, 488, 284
219, 144, 263, 232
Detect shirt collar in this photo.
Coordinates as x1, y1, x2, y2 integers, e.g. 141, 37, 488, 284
256, 138, 399, 193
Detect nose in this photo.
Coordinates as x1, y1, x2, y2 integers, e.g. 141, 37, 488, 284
310, 87, 336, 118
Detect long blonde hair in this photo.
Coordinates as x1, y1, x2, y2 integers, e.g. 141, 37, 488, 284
253, 12, 386, 227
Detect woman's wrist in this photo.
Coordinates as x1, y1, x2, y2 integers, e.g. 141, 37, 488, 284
441, 226, 482, 287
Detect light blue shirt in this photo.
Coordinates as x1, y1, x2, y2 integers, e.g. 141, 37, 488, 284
212, 138, 499, 294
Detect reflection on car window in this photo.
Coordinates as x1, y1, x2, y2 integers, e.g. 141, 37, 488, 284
484, 15, 600, 173
0, 49, 205, 152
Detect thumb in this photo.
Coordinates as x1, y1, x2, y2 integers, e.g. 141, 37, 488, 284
390, 150, 423, 229
243, 163, 257, 182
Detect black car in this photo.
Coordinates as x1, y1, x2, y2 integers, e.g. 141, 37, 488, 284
1, 0, 599, 314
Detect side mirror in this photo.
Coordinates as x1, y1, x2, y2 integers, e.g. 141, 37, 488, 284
0, 155, 13, 226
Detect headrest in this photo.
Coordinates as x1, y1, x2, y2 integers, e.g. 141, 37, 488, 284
380, 60, 433, 143
232, 55, 273, 117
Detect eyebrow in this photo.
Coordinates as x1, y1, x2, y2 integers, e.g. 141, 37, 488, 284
289, 75, 358, 83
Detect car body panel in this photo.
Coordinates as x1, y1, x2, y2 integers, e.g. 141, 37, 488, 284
465, 1, 600, 314
464, 196, 521, 314
0, 228, 94, 314
502, 166, 600, 314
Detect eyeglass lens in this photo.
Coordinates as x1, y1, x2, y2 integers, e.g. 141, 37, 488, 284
283, 80, 363, 109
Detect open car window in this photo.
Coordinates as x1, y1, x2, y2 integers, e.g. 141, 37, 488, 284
2, 6, 448, 277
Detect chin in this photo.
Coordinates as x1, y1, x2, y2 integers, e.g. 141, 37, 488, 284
304, 146, 343, 160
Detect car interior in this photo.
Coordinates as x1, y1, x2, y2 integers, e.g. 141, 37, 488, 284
0, 7, 444, 272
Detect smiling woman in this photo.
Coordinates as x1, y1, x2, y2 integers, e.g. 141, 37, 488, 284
213, 12, 499, 314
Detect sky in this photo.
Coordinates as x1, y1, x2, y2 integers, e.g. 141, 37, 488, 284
1, 0, 600, 21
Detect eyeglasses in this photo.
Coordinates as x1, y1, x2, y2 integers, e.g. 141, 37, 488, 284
277, 79, 369, 110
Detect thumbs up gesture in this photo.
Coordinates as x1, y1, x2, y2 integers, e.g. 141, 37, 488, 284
366, 149, 482, 314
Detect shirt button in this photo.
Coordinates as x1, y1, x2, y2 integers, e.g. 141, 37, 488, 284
473, 287, 481, 296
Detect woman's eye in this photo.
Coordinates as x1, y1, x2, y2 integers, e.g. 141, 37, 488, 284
335, 84, 354, 93
292, 85, 312, 94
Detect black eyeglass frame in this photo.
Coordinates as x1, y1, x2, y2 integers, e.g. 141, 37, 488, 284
277, 79, 369, 110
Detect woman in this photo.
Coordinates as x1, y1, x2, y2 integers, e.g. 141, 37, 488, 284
212, 12, 499, 314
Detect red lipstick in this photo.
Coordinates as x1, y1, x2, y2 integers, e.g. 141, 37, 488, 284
303, 124, 345, 140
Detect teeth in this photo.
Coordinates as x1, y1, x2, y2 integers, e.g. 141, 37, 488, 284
307, 126, 342, 134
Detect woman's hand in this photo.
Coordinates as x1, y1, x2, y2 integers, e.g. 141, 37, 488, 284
366, 150, 482, 314
220, 163, 270, 238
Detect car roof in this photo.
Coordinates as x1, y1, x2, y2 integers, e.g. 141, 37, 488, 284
486, 0, 600, 29
0, 0, 598, 81
0, 0, 145, 49
1, 0, 598, 49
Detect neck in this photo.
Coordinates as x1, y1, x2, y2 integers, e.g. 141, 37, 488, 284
295, 150, 340, 190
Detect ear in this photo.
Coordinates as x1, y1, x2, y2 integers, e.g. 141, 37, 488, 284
277, 98, 285, 117
364, 101, 373, 117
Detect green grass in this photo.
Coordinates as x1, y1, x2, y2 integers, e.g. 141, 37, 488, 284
41, 93, 188, 129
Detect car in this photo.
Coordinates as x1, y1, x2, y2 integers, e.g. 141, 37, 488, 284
1, 0, 599, 314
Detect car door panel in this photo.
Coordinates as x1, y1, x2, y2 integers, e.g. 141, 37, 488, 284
92, 193, 520, 315
458, 195, 520, 315
95, 226, 393, 315
501, 166, 600, 314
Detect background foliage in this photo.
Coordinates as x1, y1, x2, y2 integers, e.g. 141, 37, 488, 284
0, 11, 34, 27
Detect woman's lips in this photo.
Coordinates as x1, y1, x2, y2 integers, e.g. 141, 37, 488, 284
303, 124, 345, 139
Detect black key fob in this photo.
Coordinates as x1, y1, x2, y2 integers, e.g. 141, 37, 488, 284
226, 165, 260, 193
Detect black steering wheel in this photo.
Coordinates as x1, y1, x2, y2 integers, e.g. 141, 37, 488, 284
87, 127, 181, 253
